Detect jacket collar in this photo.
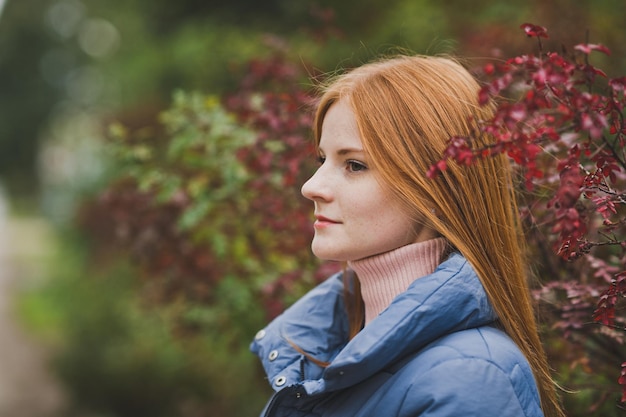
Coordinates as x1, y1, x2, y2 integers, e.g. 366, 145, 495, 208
251, 253, 498, 395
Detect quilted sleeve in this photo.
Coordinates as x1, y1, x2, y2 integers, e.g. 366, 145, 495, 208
396, 357, 544, 417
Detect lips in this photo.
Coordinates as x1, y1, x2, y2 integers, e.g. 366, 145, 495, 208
314, 215, 341, 228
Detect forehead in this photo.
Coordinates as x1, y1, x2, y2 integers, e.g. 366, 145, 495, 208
319, 100, 363, 152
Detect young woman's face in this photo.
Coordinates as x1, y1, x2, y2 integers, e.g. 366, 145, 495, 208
301, 99, 435, 262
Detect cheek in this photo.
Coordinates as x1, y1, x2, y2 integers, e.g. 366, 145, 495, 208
353, 192, 407, 229
377, 211, 413, 236
367, 193, 415, 232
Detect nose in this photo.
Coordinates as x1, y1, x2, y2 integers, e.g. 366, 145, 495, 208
301, 166, 332, 202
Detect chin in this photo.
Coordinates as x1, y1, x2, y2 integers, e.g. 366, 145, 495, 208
311, 246, 345, 262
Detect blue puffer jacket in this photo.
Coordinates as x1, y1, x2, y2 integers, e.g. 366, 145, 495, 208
250, 253, 544, 417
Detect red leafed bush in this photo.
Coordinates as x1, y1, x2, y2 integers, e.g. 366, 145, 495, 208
78, 51, 337, 324
430, 23, 626, 409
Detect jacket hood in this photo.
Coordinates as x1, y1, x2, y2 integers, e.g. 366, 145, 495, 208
251, 253, 498, 396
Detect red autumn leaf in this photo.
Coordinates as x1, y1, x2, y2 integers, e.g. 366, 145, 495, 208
593, 196, 618, 219
609, 77, 626, 92
520, 23, 548, 38
574, 43, 611, 56
478, 85, 492, 106
556, 166, 584, 208
593, 292, 616, 326
426, 159, 447, 178
580, 112, 608, 139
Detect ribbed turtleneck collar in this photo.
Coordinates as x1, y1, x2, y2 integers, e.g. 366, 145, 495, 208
348, 238, 447, 325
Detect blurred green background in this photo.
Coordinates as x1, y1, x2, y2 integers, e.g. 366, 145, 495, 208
1, 0, 625, 416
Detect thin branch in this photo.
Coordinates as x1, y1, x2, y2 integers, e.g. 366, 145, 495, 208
602, 134, 626, 171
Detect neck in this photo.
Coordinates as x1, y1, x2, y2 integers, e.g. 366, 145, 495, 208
348, 238, 447, 325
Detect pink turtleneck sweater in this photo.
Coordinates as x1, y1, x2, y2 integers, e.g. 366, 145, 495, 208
348, 238, 447, 325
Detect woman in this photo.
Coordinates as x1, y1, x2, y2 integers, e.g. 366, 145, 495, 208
250, 55, 564, 417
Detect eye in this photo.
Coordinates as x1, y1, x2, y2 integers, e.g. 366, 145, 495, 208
347, 160, 367, 172
316, 155, 326, 165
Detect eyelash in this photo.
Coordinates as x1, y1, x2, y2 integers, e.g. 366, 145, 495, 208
316, 156, 367, 173
346, 160, 367, 172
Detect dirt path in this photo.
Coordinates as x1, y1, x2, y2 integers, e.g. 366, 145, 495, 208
0, 190, 67, 417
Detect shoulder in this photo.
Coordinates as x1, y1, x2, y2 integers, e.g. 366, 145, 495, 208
250, 272, 351, 390
390, 326, 544, 417
251, 271, 349, 348
262, 271, 347, 327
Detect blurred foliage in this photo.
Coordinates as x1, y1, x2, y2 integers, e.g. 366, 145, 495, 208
3, 0, 626, 197
81, 52, 331, 310
4, 0, 626, 416
19, 230, 271, 416
24, 53, 335, 416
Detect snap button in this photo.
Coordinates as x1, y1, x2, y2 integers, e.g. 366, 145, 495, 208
268, 350, 279, 361
254, 329, 266, 340
275, 376, 287, 386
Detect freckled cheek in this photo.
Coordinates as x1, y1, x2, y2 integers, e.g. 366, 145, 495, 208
368, 197, 413, 233
349, 198, 390, 229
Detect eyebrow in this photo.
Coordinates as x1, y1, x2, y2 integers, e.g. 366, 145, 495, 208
319, 147, 365, 156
